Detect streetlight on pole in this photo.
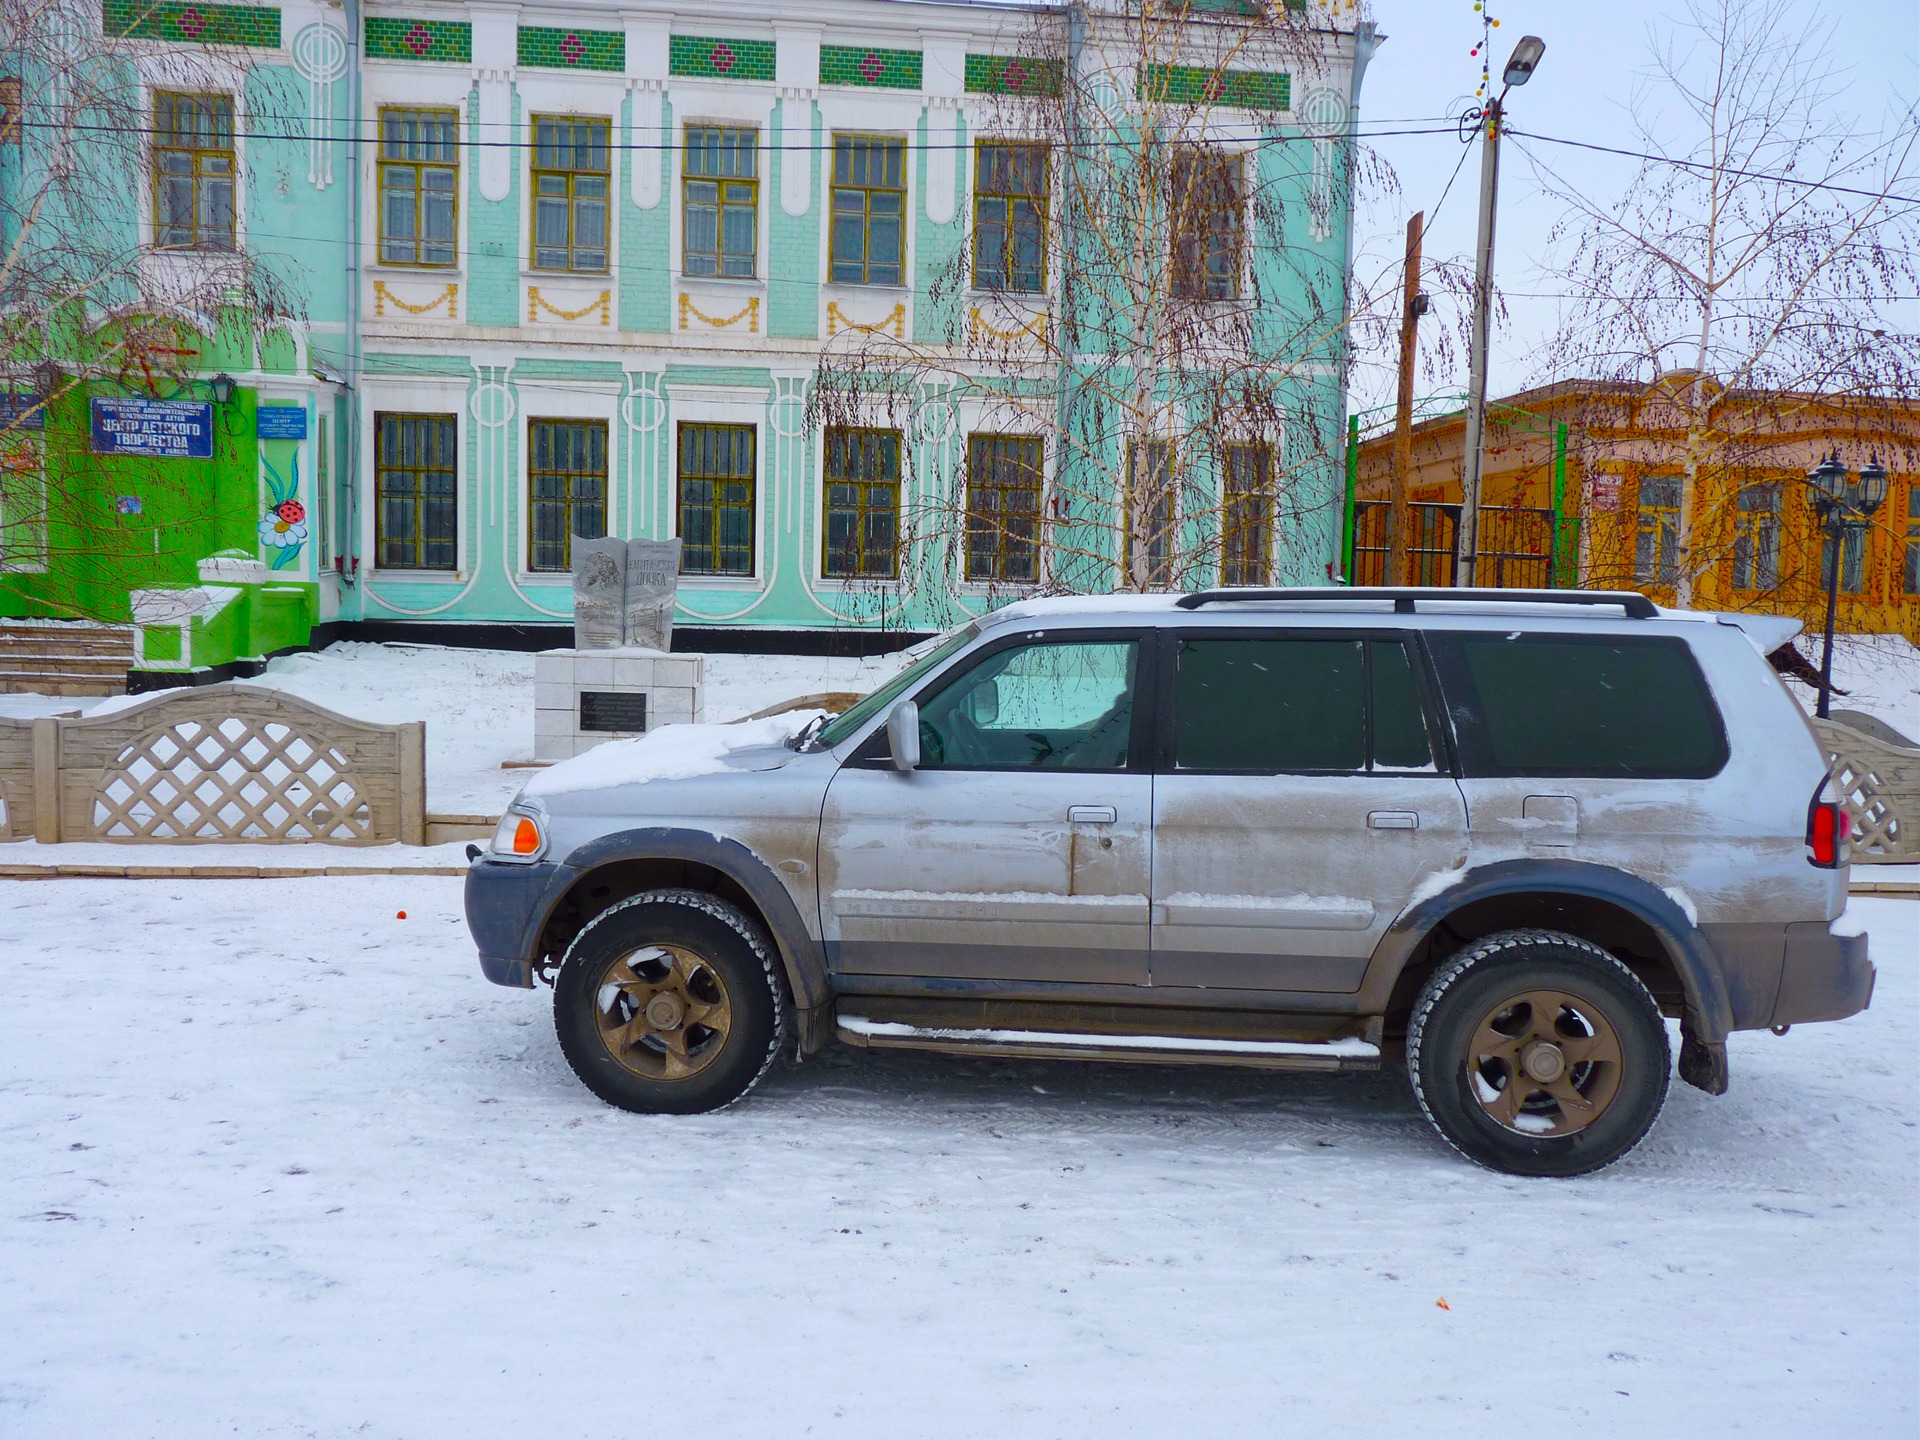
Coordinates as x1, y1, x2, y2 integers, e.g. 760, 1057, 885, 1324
1806, 451, 1889, 719
1454, 34, 1545, 588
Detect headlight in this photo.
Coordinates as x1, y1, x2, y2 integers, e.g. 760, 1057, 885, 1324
489, 807, 548, 861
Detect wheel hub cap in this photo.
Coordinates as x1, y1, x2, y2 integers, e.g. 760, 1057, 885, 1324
645, 993, 685, 1030
1521, 1041, 1566, 1083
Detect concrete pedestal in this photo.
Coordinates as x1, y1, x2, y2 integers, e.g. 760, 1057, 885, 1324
534, 648, 705, 760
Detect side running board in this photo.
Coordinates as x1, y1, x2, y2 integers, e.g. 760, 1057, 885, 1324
836, 1014, 1381, 1072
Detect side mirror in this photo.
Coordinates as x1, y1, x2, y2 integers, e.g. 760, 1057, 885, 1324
969, 677, 1001, 727
886, 700, 920, 773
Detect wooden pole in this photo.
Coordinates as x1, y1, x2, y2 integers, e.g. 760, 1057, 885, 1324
1389, 211, 1424, 587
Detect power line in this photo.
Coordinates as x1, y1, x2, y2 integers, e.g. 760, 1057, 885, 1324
1511, 127, 1920, 209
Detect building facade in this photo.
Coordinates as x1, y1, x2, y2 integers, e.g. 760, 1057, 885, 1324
0, 0, 1375, 671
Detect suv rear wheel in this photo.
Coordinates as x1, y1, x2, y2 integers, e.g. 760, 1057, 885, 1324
1407, 929, 1670, 1177
552, 889, 786, 1115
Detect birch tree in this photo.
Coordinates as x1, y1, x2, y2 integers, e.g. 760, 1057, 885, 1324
1525, 0, 1919, 607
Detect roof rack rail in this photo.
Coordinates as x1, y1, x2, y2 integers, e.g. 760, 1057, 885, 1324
1173, 586, 1660, 619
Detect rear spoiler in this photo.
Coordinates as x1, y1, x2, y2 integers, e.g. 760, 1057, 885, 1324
1712, 612, 1804, 655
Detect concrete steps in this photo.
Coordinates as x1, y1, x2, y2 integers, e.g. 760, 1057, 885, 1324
0, 622, 134, 695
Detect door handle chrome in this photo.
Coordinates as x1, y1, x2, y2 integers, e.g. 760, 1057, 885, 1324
1068, 805, 1118, 824
1368, 811, 1419, 831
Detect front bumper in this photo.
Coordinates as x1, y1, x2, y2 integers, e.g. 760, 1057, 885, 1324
464, 856, 567, 988
1771, 923, 1875, 1026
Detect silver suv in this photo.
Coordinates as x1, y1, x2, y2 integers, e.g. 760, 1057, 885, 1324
464, 588, 1874, 1176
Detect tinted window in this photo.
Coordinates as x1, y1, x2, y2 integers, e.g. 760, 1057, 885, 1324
1371, 641, 1434, 770
1433, 632, 1727, 779
1174, 637, 1366, 772
917, 639, 1138, 771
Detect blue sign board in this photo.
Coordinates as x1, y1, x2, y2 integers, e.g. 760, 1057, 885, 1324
0, 392, 45, 432
90, 398, 214, 459
256, 405, 308, 440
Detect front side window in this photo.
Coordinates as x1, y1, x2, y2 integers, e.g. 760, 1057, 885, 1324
379, 108, 458, 267
830, 136, 906, 286
153, 92, 235, 250
1172, 636, 1432, 773
1634, 475, 1681, 585
532, 117, 610, 272
1121, 439, 1176, 587
677, 423, 755, 577
917, 638, 1139, 771
823, 427, 900, 579
1731, 481, 1782, 592
683, 126, 757, 278
1431, 632, 1728, 779
527, 418, 607, 572
973, 142, 1047, 292
1171, 150, 1242, 301
1220, 442, 1273, 586
965, 433, 1042, 583
375, 413, 457, 570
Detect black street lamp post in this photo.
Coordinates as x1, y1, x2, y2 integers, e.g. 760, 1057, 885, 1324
1806, 451, 1889, 719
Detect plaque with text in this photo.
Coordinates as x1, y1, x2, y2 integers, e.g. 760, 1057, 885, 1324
89, 398, 214, 458
579, 690, 647, 733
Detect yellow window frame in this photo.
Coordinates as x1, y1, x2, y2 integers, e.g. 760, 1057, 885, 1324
378, 106, 460, 268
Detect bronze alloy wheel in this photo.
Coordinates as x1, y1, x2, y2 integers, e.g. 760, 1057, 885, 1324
1466, 987, 1624, 1137
594, 944, 734, 1082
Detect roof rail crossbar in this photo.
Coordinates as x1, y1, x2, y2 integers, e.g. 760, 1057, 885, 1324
1173, 587, 1660, 619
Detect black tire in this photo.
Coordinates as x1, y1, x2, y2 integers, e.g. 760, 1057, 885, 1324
552, 888, 786, 1115
1407, 928, 1671, 1178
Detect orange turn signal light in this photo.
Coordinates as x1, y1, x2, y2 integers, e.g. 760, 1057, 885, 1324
512, 817, 540, 855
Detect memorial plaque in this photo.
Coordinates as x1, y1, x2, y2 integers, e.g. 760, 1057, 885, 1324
625, 537, 680, 652
570, 536, 628, 650
580, 690, 647, 733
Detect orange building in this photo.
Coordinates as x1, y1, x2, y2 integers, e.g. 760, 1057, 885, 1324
1348, 377, 1920, 639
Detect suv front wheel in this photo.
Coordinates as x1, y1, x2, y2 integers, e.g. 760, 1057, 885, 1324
553, 889, 786, 1115
1407, 929, 1671, 1177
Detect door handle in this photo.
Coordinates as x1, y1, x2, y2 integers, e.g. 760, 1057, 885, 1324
1368, 811, 1419, 831
1069, 805, 1118, 824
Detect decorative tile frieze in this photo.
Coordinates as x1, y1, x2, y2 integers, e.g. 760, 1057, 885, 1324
963, 54, 1063, 97
103, 0, 280, 48
363, 16, 471, 63
1138, 63, 1290, 111
669, 35, 776, 82
518, 25, 624, 73
819, 44, 922, 90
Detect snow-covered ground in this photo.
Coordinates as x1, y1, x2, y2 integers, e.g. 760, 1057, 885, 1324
0, 876, 1913, 1437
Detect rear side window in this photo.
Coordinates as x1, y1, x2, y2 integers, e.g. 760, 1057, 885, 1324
1431, 632, 1728, 779
1171, 635, 1434, 773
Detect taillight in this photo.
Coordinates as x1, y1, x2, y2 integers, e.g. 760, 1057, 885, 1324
1806, 787, 1849, 868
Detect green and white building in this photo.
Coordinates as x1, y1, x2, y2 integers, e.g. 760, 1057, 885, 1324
0, 0, 1378, 675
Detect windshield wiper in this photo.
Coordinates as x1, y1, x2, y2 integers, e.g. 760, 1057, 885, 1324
788, 713, 830, 752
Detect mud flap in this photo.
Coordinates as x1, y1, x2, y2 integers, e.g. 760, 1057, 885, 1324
1678, 1031, 1729, 1095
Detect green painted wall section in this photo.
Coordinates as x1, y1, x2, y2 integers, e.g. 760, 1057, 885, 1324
620, 93, 671, 334
767, 101, 821, 340
466, 88, 522, 328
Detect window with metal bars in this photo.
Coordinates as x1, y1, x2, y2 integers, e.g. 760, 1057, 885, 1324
153, 92, 235, 250
677, 423, 755, 576
1905, 486, 1920, 597
1731, 481, 1782, 593
965, 434, 1042, 583
1171, 150, 1242, 300
830, 136, 906, 286
1220, 442, 1273, 586
1121, 439, 1177, 587
972, 142, 1048, 292
1634, 475, 1681, 585
532, 117, 610, 272
375, 413, 457, 570
683, 127, 757, 278
379, 108, 458, 267
823, 427, 900, 579
527, 419, 607, 572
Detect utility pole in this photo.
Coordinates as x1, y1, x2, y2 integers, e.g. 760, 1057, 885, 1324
1455, 35, 1545, 588
1389, 211, 1425, 587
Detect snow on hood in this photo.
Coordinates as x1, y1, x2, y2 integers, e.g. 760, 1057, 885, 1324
522, 711, 825, 798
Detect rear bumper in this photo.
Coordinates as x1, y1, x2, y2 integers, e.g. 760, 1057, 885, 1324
1771, 923, 1875, 1026
464, 857, 567, 989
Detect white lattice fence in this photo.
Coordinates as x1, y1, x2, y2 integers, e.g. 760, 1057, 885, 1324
18, 685, 426, 845
1811, 717, 1920, 864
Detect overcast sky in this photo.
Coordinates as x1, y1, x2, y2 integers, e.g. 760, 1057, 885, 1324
1350, 0, 1919, 416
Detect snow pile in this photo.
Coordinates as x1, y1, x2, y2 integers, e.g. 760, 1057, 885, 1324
523, 710, 824, 797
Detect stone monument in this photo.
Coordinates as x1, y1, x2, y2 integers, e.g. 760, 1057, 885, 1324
534, 536, 704, 760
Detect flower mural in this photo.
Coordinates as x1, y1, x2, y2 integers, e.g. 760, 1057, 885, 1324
259, 451, 307, 569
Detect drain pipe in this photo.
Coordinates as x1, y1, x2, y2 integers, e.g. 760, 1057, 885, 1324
339, 0, 363, 598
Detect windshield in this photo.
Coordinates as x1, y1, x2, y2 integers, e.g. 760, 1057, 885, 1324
810, 623, 979, 750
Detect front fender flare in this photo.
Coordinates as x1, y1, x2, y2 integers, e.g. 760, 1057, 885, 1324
534, 827, 831, 1011
1370, 858, 1734, 1047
